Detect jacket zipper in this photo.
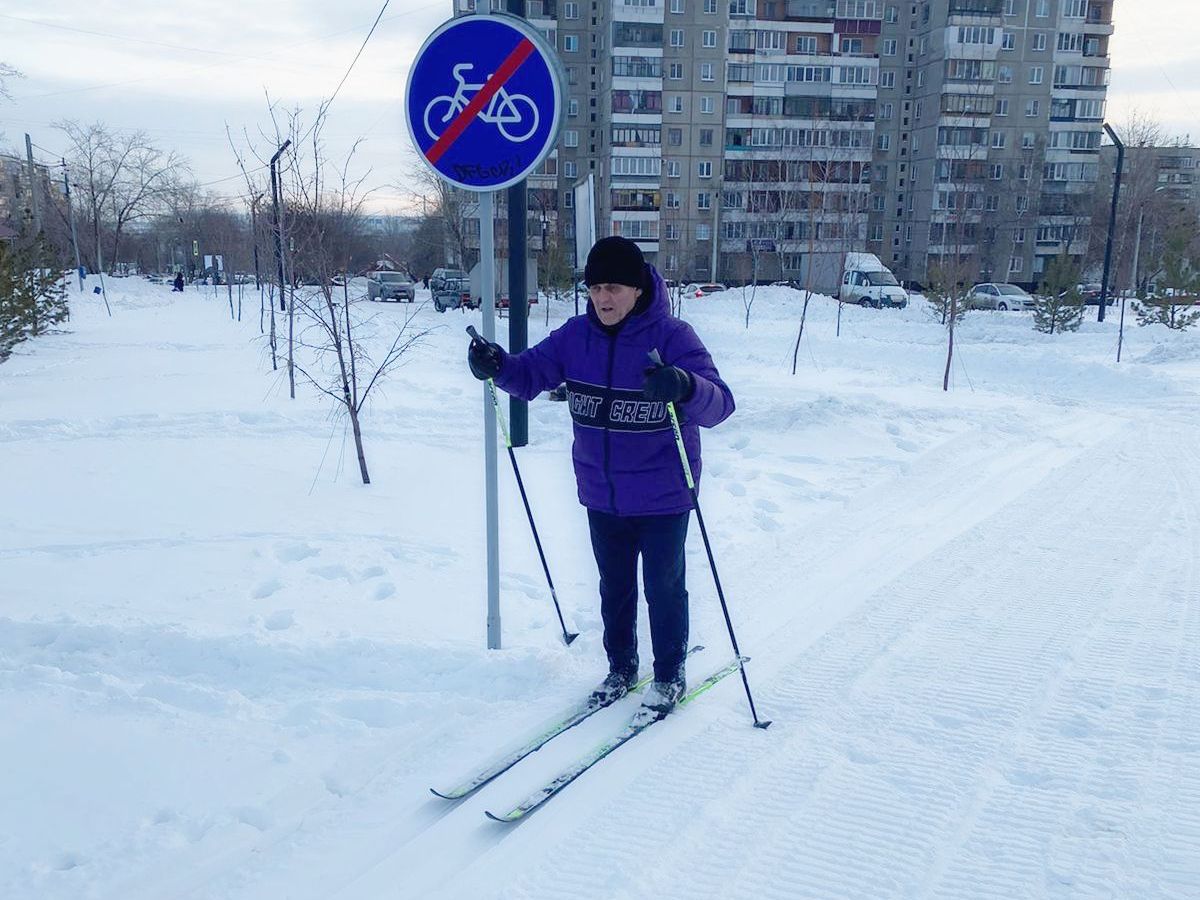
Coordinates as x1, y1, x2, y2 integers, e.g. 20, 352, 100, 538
604, 333, 617, 514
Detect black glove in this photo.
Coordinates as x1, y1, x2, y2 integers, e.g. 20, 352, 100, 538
468, 337, 505, 380
642, 363, 694, 403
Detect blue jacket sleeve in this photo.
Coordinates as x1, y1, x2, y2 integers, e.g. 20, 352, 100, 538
492, 323, 569, 402
664, 322, 735, 428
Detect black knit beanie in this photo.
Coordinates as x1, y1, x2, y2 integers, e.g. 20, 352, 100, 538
584, 236, 645, 289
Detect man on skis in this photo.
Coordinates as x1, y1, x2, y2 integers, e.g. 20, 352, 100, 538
467, 236, 734, 714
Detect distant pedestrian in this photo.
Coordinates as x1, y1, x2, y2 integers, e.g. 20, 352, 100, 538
172, 272, 184, 292
423, 274, 430, 290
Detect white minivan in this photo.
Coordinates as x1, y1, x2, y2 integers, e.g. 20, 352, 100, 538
838, 253, 908, 308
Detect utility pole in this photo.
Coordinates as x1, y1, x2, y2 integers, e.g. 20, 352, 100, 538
62, 160, 84, 292
1098, 123, 1124, 324
507, 0, 529, 448
24, 134, 42, 235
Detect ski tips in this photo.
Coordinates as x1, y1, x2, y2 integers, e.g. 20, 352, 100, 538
563, 631, 580, 646
484, 809, 519, 824
429, 787, 461, 800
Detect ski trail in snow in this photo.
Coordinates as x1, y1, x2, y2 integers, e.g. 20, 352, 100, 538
432, 414, 1200, 900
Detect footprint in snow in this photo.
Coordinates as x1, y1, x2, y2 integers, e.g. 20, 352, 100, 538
251, 578, 282, 599
360, 565, 386, 580
372, 582, 396, 601
264, 610, 295, 631
275, 542, 319, 563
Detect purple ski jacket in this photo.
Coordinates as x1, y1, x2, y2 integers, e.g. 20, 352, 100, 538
494, 265, 734, 516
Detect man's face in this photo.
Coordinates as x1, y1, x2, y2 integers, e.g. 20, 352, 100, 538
589, 282, 642, 326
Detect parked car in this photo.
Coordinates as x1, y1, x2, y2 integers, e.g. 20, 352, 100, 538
433, 277, 476, 312
966, 282, 1036, 311
430, 267, 467, 292
683, 282, 728, 297
839, 254, 908, 308
1069, 283, 1112, 306
367, 271, 416, 302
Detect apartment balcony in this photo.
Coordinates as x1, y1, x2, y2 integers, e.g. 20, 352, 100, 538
784, 1, 836, 21
947, 0, 1002, 16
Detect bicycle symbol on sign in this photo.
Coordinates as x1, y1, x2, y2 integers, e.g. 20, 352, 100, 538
423, 63, 540, 144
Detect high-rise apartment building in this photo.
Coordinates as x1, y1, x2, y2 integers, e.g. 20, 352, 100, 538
450, 0, 1113, 290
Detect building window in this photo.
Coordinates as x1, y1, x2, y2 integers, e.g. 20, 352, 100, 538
564, 1, 579, 16
665, 224, 680, 240
564, 129, 579, 147
698, 161, 713, 178
1009, 256, 1023, 274
702, 30, 717, 48
916, 70, 925, 87
610, 155, 662, 176
883, 38, 897, 56
1025, 99, 1040, 117
880, 102, 894, 119
670, 95, 683, 113
668, 62, 683, 80
565, 161, 578, 178
669, 29, 684, 47
990, 163, 1003, 179
885, 4, 898, 23
699, 128, 714, 146
1032, 32, 1046, 51
667, 160, 681, 178
704, 0, 717, 11
666, 191, 680, 209
696, 224, 711, 241
842, 37, 864, 53
986, 195, 999, 212
996, 98, 1009, 116
697, 191, 712, 209
998, 65, 1012, 83
1004, 0, 1015, 13
700, 96, 714, 114
563, 34, 579, 52
880, 71, 896, 88
563, 191, 573, 208
1029, 65, 1043, 84
878, 133, 891, 150
795, 35, 817, 54
1022, 131, 1036, 148
670, 0, 684, 10
701, 62, 714, 81
1002, 32, 1014, 50
668, 127, 682, 146
1036, 0, 1048, 16
1016, 195, 1028, 212
568, 99, 579, 117
1014, 227, 1026, 244
992, 131, 1006, 149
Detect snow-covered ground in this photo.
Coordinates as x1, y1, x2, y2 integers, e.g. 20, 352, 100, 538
2, 277, 1198, 899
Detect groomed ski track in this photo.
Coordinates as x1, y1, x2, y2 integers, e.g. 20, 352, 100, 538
322, 403, 1199, 899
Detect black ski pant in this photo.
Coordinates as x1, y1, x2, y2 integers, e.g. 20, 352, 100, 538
587, 508, 690, 684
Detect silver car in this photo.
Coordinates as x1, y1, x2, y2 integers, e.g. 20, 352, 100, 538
367, 271, 416, 302
967, 282, 1036, 311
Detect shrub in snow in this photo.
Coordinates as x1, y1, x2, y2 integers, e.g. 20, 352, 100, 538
1135, 229, 1200, 332
1032, 252, 1085, 335
0, 231, 69, 362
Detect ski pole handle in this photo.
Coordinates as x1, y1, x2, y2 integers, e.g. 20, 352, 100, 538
466, 324, 485, 345
648, 349, 695, 492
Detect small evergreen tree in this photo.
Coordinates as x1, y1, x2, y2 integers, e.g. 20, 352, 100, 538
1032, 252, 1085, 334
0, 231, 70, 362
1136, 227, 1200, 331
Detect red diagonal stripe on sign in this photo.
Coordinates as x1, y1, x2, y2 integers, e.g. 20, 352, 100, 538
425, 38, 536, 166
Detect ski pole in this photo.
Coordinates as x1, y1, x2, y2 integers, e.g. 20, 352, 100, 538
648, 349, 770, 729
468, 326, 579, 646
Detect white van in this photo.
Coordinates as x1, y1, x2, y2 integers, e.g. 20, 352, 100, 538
838, 253, 908, 309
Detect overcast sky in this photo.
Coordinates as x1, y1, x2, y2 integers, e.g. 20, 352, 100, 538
2, 1, 1199, 213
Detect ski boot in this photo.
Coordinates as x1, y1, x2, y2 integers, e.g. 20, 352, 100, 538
589, 667, 638, 707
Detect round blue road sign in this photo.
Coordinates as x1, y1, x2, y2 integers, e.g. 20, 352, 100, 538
406, 14, 564, 193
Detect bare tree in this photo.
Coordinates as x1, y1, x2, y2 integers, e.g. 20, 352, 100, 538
0, 62, 21, 103
284, 112, 430, 484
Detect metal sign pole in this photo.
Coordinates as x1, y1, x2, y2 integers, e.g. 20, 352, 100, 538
481, 190, 502, 649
